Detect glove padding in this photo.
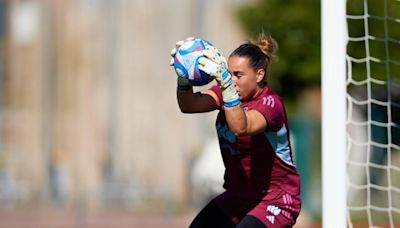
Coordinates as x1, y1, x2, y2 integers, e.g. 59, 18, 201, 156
170, 37, 195, 89
198, 46, 232, 89
169, 37, 195, 66
198, 47, 240, 108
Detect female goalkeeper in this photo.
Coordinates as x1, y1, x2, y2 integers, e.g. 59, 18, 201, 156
170, 34, 301, 228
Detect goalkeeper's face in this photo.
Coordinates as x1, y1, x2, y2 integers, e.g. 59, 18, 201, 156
228, 56, 265, 101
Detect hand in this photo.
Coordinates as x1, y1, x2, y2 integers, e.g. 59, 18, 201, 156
198, 46, 240, 108
170, 37, 195, 90
198, 46, 232, 90
169, 37, 195, 68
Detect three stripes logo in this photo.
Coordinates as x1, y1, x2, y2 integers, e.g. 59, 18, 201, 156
262, 95, 275, 108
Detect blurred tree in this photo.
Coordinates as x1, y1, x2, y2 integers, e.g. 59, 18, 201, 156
235, 0, 320, 106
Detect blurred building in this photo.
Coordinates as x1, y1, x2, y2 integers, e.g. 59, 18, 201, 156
0, 0, 248, 210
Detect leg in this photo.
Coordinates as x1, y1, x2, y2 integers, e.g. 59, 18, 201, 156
189, 200, 235, 228
236, 215, 266, 228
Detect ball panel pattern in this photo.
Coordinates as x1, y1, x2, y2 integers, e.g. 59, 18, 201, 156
173, 39, 214, 86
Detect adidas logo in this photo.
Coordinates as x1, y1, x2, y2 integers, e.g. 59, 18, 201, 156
267, 205, 281, 216
266, 215, 275, 224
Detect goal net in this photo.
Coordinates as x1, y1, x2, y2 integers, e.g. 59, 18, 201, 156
346, 0, 400, 227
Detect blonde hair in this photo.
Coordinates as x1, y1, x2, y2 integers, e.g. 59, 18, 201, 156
256, 33, 278, 65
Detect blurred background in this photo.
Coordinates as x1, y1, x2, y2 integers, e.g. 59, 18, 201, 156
0, 0, 323, 227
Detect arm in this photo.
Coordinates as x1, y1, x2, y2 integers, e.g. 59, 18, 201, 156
177, 88, 219, 113
225, 106, 267, 136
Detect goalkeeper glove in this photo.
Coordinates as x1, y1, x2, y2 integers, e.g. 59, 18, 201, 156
170, 37, 195, 91
198, 47, 240, 108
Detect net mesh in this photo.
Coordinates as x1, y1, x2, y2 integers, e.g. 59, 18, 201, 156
346, 0, 400, 227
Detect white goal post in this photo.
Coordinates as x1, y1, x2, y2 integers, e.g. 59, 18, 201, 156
321, 0, 347, 227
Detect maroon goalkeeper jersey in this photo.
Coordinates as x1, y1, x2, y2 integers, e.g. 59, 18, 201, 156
210, 85, 301, 199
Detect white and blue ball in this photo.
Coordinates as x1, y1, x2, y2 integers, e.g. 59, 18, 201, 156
174, 38, 214, 86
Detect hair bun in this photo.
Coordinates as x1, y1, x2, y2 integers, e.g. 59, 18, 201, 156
256, 33, 278, 63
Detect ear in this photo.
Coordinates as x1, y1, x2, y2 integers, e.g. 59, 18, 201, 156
256, 69, 265, 83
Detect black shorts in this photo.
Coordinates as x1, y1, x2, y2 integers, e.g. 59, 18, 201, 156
189, 200, 266, 228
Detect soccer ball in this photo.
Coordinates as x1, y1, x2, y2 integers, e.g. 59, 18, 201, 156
173, 38, 214, 86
